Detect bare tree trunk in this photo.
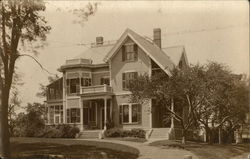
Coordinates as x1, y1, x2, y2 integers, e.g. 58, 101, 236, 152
0, 87, 11, 158
182, 129, 186, 144
218, 127, 222, 144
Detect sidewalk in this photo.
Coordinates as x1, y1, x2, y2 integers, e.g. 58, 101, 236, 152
12, 137, 198, 159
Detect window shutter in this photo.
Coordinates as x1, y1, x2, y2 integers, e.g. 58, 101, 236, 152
81, 78, 83, 86
137, 104, 142, 124
67, 109, 70, 123
134, 72, 138, 79
101, 78, 104, 85
122, 45, 125, 61
134, 44, 138, 61
122, 73, 125, 90
76, 78, 80, 93
119, 105, 123, 124
66, 79, 70, 95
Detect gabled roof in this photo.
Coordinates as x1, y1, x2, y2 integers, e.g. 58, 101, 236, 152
162, 46, 188, 66
104, 28, 175, 76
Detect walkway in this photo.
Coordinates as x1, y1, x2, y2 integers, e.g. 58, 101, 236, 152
11, 137, 198, 159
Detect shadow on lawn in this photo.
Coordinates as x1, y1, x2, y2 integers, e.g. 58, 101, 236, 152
11, 142, 138, 159
149, 140, 249, 159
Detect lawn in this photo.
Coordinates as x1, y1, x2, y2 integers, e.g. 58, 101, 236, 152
10, 138, 139, 159
10, 142, 138, 159
104, 137, 147, 143
149, 140, 249, 159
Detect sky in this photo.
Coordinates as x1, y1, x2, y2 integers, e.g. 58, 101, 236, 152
15, 1, 249, 110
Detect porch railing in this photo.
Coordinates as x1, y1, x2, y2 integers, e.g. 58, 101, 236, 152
81, 84, 112, 94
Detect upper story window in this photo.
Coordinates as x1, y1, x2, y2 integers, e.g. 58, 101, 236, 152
122, 72, 138, 90
67, 78, 80, 94
81, 73, 92, 87
122, 43, 138, 62
66, 72, 80, 95
47, 78, 63, 100
101, 76, 110, 85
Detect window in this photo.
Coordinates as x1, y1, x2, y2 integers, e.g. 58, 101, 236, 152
66, 78, 80, 94
67, 108, 80, 123
81, 73, 92, 87
119, 104, 141, 124
101, 77, 110, 85
122, 72, 138, 90
123, 105, 129, 123
49, 106, 54, 124
122, 44, 138, 62
48, 105, 63, 124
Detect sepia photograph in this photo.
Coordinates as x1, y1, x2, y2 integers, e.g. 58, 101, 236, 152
0, 0, 249, 159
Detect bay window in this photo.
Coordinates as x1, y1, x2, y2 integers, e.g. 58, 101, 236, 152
67, 78, 80, 94
100, 76, 110, 85
81, 73, 92, 87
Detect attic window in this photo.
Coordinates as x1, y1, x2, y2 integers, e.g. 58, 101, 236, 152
122, 43, 138, 62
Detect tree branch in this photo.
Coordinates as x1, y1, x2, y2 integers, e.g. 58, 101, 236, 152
17, 54, 56, 76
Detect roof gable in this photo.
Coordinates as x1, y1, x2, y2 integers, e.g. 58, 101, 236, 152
162, 46, 189, 67
104, 28, 175, 76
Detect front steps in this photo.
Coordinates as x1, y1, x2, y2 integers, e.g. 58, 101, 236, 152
149, 128, 170, 139
78, 130, 101, 139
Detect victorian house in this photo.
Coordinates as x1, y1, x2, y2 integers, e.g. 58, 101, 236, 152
45, 28, 189, 139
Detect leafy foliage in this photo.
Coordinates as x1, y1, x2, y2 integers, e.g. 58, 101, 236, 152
13, 103, 46, 137
104, 128, 146, 138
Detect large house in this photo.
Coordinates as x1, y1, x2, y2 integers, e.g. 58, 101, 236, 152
45, 28, 189, 139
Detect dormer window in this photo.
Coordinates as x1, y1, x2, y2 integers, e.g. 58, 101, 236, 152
122, 43, 138, 62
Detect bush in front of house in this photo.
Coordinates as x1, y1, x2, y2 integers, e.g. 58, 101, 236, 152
130, 128, 146, 138
104, 128, 122, 137
40, 124, 80, 138
104, 128, 146, 138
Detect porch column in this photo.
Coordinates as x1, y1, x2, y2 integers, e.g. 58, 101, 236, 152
171, 98, 174, 129
110, 98, 112, 120
80, 106, 83, 131
47, 105, 50, 124
104, 97, 107, 130
149, 99, 152, 128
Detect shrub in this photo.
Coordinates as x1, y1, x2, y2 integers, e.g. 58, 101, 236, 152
43, 127, 63, 138
104, 128, 122, 137
104, 128, 146, 138
40, 125, 80, 138
121, 130, 131, 137
131, 128, 146, 138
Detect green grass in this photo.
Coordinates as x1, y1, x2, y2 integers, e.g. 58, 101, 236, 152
149, 140, 249, 159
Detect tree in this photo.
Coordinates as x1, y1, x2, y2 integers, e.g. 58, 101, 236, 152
14, 102, 45, 137
0, 1, 50, 157
193, 62, 248, 144
128, 65, 205, 144
0, 1, 98, 157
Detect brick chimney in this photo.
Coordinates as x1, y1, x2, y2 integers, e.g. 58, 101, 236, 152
96, 36, 103, 45
153, 28, 161, 48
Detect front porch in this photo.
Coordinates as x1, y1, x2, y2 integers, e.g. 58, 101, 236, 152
80, 97, 112, 131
